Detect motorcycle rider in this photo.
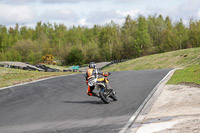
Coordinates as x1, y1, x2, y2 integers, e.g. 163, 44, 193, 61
85, 62, 111, 98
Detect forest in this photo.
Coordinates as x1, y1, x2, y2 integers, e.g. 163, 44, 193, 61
0, 14, 200, 65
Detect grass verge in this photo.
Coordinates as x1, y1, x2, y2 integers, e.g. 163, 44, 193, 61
167, 64, 200, 85
0, 67, 76, 88
103, 47, 200, 86
45, 64, 69, 71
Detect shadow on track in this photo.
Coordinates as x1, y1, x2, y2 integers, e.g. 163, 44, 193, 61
63, 100, 104, 104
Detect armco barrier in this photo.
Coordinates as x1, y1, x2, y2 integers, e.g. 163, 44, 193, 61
101, 59, 130, 70
35, 65, 60, 72
79, 65, 88, 68
0, 63, 60, 72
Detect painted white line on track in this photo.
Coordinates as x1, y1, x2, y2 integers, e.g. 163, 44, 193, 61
119, 69, 175, 133
0, 73, 78, 91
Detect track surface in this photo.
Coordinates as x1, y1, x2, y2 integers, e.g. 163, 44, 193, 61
0, 69, 171, 133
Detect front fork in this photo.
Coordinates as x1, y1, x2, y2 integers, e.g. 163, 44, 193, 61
97, 77, 113, 98
101, 87, 113, 99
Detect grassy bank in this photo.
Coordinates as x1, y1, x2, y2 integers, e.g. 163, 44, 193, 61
0, 67, 75, 88
104, 47, 200, 71
103, 47, 200, 86
167, 64, 200, 85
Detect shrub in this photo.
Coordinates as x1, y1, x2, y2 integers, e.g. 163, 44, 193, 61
64, 48, 84, 65
42, 54, 54, 64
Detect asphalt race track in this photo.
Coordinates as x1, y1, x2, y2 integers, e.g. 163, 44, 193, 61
0, 69, 171, 133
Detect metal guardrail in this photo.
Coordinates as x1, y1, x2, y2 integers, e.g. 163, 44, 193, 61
0, 59, 130, 72
79, 65, 88, 68
100, 59, 130, 70
35, 65, 60, 72
0, 64, 60, 72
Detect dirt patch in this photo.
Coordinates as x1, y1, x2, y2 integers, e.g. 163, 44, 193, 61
156, 116, 200, 133
178, 82, 200, 88
135, 85, 200, 133
147, 85, 200, 118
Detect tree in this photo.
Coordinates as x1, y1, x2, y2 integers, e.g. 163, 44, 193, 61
160, 16, 176, 52
174, 19, 188, 49
20, 26, 34, 40
188, 19, 200, 47
0, 15, 200, 65
0, 25, 10, 53
12, 40, 34, 62
148, 14, 165, 53
64, 47, 84, 65
121, 15, 137, 59
134, 15, 152, 56
98, 21, 122, 61
83, 40, 100, 62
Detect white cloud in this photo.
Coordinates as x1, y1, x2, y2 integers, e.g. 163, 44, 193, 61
1, 0, 200, 28
85, 9, 142, 26
0, 0, 35, 5
116, 9, 141, 18
40, 9, 79, 22
79, 19, 86, 25
166, 0, 200, 20
0, 0, 104, 4
40, 0, 102, 3
36, 8, 82, 28
86, 10, 122, 25
146, 0, 200, 21
198, 9, 200, 18
114, 0, 136, 3
0, 3, 36, 25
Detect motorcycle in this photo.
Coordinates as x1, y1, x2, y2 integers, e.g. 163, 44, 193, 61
87, 74, 117, 104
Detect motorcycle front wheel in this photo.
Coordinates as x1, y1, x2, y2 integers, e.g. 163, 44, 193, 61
99, 91, 110, 104
110, 91, 117, 101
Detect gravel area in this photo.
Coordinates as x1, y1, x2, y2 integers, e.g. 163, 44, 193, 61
131, 85, 200, 133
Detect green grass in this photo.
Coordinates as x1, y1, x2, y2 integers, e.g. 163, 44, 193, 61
45, 64, 69, 71
103, 47, 200, 85
0, 67, 75, 88
104, 47, 200, 71
167, 64, 200, 85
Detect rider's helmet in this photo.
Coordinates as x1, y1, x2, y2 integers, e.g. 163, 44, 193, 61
89, 62, 96, 68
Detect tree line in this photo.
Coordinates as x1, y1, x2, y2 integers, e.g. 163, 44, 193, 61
0, 14, 200, 65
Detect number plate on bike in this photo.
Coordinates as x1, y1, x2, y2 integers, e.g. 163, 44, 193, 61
88, 77, 96, 86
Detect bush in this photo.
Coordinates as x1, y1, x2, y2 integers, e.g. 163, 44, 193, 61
5, 49, 22, 61
42, 54, 54, 64
3, 40, 43, 64
64, 48, 84, 65
0, 52, 5, 61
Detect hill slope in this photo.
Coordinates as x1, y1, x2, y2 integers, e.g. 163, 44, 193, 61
104, 47, 200, 71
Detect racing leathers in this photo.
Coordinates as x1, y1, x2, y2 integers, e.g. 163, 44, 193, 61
85, 68, 110, 97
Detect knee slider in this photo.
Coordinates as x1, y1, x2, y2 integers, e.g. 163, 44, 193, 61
87, 92, 93, 96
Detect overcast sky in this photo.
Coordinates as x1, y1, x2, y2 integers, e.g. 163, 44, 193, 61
0, 0, 200, 28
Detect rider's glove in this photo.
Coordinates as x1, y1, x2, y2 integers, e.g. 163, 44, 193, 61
86, 81, 88, 85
